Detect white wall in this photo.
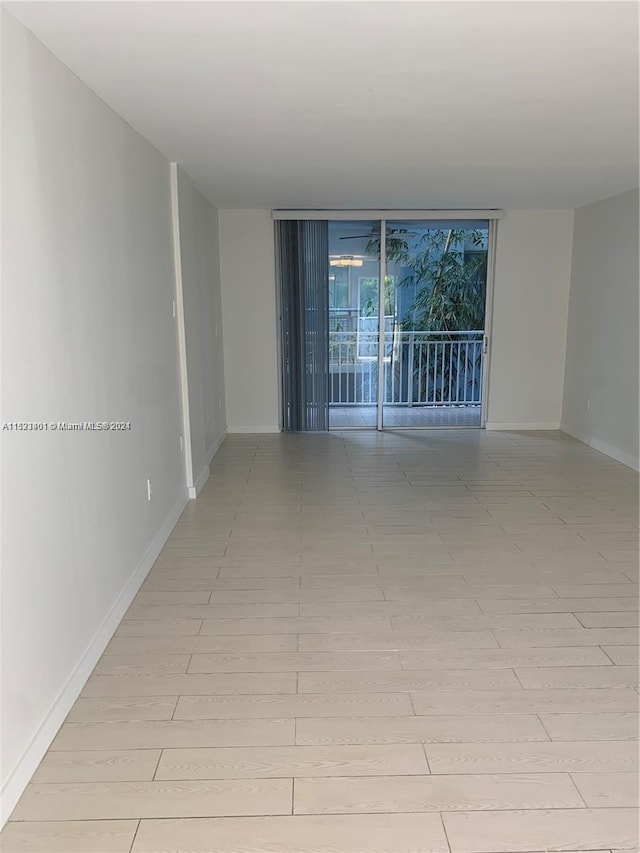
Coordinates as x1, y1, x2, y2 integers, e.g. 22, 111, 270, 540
218, 210, 280, 432
561, 189, 639, 470
0, 12, 187, 821
175, 166, 227, 492
217, 209, 574, 433
486, 210, 574, 429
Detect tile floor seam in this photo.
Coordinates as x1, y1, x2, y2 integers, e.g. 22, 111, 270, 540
567, 771, 595, 809
129, 818, 142, 853
422, 744, 433, 775
151, 749, 163, 782
534, 713, 558, 742
599, 646, 620, 665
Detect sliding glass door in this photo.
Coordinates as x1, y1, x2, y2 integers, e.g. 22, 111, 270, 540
277, 214, 494, 432
381, 219, 489, 428
328, 221, 380, 429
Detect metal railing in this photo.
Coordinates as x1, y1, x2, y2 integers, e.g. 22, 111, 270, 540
329, 330, 484, 407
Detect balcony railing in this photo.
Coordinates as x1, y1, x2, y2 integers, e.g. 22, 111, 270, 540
329, 329, 484, 407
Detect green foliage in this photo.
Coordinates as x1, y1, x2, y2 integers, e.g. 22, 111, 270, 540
360, 275, 395, 317
362, 227, 488, 403
366, 228, 487, 333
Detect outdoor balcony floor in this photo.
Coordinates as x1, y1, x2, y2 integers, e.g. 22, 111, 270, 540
330, 405, 482, 429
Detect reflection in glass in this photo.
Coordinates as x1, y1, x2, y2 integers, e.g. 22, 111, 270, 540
328, 221, 379, 428
382, 221, 489, 428
327, 219, 489, 429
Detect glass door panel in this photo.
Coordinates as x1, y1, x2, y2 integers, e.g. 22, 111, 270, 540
328, 221, 380, 429
382, 220, 489, 428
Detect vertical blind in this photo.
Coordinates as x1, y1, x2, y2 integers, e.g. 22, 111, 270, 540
276, 220, 329, 431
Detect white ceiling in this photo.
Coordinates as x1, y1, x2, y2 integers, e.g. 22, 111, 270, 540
6, 1, 639, 209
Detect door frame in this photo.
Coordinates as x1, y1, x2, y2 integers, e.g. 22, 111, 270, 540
375, 218, 497, 432
273, 210, 503, 432
376, 219, 387, 430
480, 218, 498, 429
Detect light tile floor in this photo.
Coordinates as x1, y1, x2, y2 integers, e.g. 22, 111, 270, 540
2, 429, 639, 852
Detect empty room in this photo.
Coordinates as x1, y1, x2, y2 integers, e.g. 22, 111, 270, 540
1, 2, 638, 852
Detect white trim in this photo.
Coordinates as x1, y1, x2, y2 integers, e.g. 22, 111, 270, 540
376, 220, 386, 431
189, 465, 210, 499
561, 425, 640, 471
169, 162, 194, 492
273, 209, 504, 221
188, 429, 229, 497
207, 428, 228, 465
480, 220, 497, 429
486, 422, 561, 431
0, 488, 189, 827
227, 424, 281, 434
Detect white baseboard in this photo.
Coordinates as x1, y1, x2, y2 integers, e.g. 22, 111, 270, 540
485, 422, 561, 431
0, 488, 189, 827
187, 430, 228, 498
561, 425, 640, 471
227, 424, 281, 434
207, 428, 227, 464
188, 465, 210, 499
